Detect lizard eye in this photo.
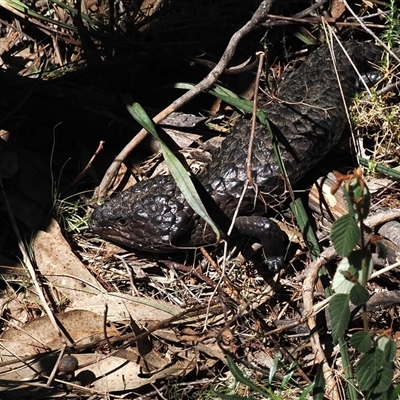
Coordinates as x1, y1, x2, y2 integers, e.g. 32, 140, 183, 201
117, 219, 128, 226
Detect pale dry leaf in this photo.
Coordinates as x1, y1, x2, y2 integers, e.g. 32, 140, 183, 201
0, 30, 20, 55
162, 129, 203, 148
0, 309, 118, 363
73, 290, 183, 324
0, 290, 30, 325
74, 352, 197, 392
154, 329, 226, 362
248, 349, 275, 368
33, 219, 103, 306
331, 0, 346, 19
113, 347, 170, 371
106, 160, 138, 196
0, 354, 60, 388
0, 352, 177, 394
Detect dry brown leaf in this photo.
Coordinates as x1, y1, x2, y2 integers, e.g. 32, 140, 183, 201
0, 310, 118, 363
75, 290, 183, 324
0, 30, 19, 55
114, 347, 170, 372
73, 352, 196, 392
154, 329, 226, 362
331, 0, 345, 19
0, 352, 196, 394
33, 219, 103, 306
106, 160, 138, 196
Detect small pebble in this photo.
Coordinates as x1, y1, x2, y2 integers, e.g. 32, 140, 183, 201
58, 355, 79, 374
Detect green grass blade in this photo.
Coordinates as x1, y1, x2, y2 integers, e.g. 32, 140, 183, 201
290, 198, 321, 261
359, 157, 400, 180
49, 0, 104, 28
226, 355, 271, 398
124, 98, 221, 243
3, 0, 78, 32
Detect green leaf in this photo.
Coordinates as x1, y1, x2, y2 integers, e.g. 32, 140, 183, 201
268, 353, 280, 385
356, 349, 384, 392
350, 331, 372, 352
331, 214, 360, 256
299, 382, 314, 400
347, 249, 364, 272
332, 258, 356, 294
226, 355, 270, 397
125, 99, 221, 243
388, 383, 400, 400
209, 85, 253, 114
328, 293, 350, 343
312, 363, 325, 400
372, 362, 394, 394
359, 156, 400, 180
347, 177, 371, 219
347, 249, 373, 283
377, 336, 397, 362
280, 361, 296, 389
293, 31, 316, 45
174, 82, 254, 114
349, 285, 370, 306
290, 198, 321, 261
174, 82, 272, 127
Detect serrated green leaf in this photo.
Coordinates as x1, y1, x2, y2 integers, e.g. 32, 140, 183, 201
332, 258, 355, 294
331, 214, 360, 256
328, 294, 350, 342
372, 362, 394, 394
125, 100, 221, 243
348, 249, 373, 285
350, 331, 372, 352
356, 349, 384, 392
342, 181, 357, 218
347, 178, 371, 219
347, 249, 364, 272
377, 336, 397, 362
349, 285, 370, 306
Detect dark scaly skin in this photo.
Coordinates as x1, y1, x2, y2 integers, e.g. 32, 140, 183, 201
90, 41, 380, 269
